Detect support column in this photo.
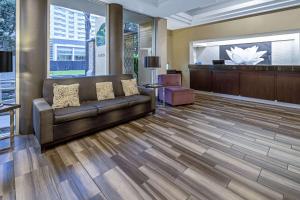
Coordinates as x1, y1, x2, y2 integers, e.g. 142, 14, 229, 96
19, 0, 48, 134
107, 4, 123, 75
154, 18, 168, 75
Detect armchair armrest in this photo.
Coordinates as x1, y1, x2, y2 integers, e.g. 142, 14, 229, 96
138, 86, 156, 111
32, 98, 54, 145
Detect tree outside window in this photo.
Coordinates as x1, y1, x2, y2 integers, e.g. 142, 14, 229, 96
0, 0, 16, 51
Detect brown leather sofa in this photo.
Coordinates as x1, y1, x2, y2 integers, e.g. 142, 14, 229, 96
33, 74, 155, 149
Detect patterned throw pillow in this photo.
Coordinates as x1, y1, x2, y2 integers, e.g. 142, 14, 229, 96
121, 79, 140, 96
52, 83, 80, 109
96, 82, 115, 101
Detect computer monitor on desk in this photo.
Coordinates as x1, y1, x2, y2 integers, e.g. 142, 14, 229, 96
213, 60, 225, 65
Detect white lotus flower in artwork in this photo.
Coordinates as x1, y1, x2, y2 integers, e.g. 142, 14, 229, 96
226, 46, 267, 65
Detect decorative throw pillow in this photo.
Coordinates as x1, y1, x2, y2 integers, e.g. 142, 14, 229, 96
96, 82, 115, 101
121, 79, 140, 96
52, 83, 80, 109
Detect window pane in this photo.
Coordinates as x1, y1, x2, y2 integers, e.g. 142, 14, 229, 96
74, 48, 85, 61
49, 3, 107, 78
57, 47, 72, 61
0, 0, 16, 135
123, 10, 154, 85
124, 22, 139, 75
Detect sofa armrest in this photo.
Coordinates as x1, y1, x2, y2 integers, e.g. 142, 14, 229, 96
33, 98, 54, 145
138, 86, 156, 111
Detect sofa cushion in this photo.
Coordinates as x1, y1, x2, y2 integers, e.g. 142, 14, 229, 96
125, 95, 151, 106
84, 97, 130, 114
52, 83, 80, 109
54, 103, 98, 124
85, 95, 151, 114
96, 82, 115, 101
121, 79, 140, 96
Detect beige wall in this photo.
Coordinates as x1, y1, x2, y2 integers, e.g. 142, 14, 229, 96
167, 30, 173, 68
169, 7, 300, 87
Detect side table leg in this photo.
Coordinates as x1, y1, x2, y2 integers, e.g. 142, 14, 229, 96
10, 110, 14, 148
163, 87, 166, 107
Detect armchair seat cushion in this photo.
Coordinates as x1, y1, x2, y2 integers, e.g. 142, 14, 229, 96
54, 103, 98, 124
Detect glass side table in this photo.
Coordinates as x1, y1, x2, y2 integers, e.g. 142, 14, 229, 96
143, 84, 166, 107
0, 104, 21, 152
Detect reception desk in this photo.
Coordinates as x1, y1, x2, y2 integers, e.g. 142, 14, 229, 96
189, 64, 300, 104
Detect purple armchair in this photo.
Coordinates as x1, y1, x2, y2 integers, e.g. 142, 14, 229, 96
158, 74, 195, 106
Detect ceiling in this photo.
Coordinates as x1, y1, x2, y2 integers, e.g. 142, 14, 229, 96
94, 0, 300, 30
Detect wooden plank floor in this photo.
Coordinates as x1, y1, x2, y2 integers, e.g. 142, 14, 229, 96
2, 93, 300, 200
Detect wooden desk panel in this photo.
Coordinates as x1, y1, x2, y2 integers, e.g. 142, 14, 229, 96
190, 69, 211, 91
240, 71, 276, 100
212, 70, 239, 95
277, 72, 300, 104
189, 65, 300, 104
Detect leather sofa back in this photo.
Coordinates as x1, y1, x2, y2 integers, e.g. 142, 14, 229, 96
43, 74, 133, 105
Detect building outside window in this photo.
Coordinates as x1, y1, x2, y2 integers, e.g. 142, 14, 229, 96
55, 46, 86, 61
49, 4, 107, 77
0, 0, 16, 135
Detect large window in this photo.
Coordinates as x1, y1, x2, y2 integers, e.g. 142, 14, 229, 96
0, 0, 16, 135
49, 2, 107, 77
